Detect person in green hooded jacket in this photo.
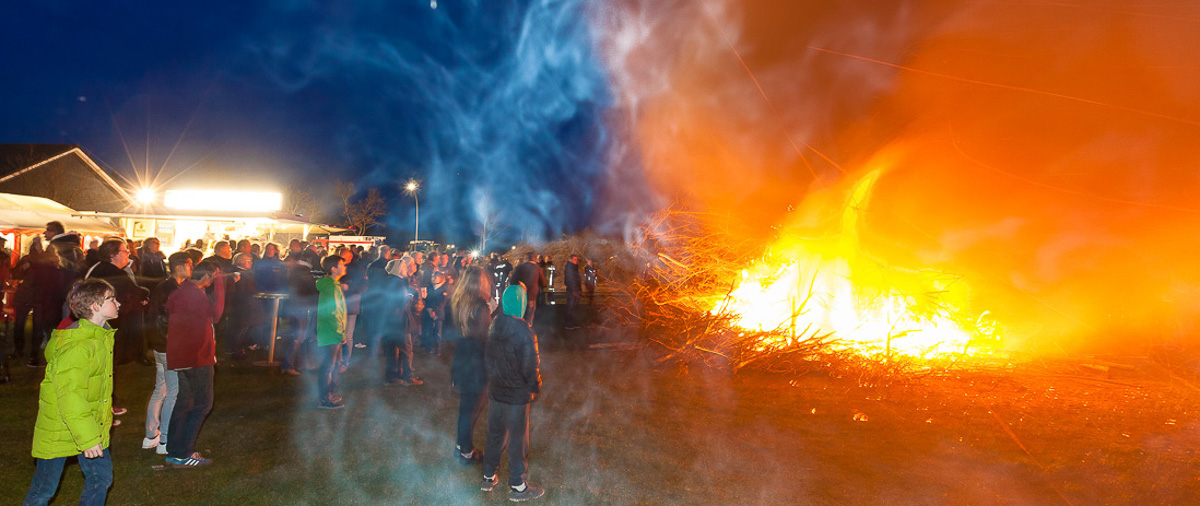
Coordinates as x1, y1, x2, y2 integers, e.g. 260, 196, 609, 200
25, 279, 120, 506
315, 254, 348, 409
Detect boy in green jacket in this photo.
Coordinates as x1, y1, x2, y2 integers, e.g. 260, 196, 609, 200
25, 279, 120, 506
315, 254, 348, 409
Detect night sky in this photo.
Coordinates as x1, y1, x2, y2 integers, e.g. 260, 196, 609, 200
1, 1, 618, 246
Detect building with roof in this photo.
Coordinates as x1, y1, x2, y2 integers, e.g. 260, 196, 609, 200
0, 144, 134, 212
0, 144, 344, 254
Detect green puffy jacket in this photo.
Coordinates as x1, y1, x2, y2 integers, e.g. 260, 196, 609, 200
315, 276, 346, 347
31, 319, 115, 459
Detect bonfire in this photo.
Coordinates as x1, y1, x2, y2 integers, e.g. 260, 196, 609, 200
626, 170, 1001, 380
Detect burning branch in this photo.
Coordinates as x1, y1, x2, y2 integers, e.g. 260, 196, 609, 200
615, 206, 998, 384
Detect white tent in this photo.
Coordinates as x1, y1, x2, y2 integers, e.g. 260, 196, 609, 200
0, 193, 123, 236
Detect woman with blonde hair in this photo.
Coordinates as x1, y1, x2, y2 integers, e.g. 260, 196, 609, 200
449, 266, 495, 464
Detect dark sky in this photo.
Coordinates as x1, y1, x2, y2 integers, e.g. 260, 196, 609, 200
0, 1, 617, 247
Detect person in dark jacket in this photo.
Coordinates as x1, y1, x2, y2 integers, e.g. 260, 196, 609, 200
202, 240, 235, 350
508, 253, 544, 326
583, 260, 598, 304
360, 246, 392, 352
252, 242, 287, 294
202, 241, 234, 273
227, 253, 265, 363
43, 221, 82, 266
279, 254, 318, 375
450, 267, 494, 464
136, 237, 168, 283
421, 271, 449, 355
86, 237, 149, 366
563, 255, 582, 329
481, 284, 544, 501
11, 240, 44, 366
380, 259, 423, 386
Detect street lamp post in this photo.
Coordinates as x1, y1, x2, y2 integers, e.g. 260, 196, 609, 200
405, 180, 420, 243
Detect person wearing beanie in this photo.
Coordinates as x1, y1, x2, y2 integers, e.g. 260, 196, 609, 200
480, 284, 545, 501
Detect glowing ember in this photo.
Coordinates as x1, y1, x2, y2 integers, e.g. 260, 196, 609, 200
707, 171, 996, 359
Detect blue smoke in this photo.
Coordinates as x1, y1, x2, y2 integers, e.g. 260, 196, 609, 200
245, 0, 616, 247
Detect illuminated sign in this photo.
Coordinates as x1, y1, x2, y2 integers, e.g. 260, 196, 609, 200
163, 190, 283, 213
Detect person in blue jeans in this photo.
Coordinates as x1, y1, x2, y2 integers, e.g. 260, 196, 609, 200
25, 279, 119, 506
164, 261, 226, 467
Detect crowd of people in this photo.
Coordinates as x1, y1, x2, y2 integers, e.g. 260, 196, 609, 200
17, 220, 607, 504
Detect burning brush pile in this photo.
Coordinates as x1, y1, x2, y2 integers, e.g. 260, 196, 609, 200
624, 172, 1002, 382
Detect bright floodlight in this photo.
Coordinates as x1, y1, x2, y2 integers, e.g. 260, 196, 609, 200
135, 188, 156, 205
164, 190, 283, 212
470, 250, 480, 258
405, 180, 419, 193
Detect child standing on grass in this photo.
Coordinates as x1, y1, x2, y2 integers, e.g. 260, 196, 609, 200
164, 261, 226, 467
142, 252, 192, 456
24, 279, 119, 506
481, 284, 545, 502
315, 254, 348, 409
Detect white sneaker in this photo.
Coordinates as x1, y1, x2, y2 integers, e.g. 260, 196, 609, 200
157, 443, 168, 455
142, 435, 160, 449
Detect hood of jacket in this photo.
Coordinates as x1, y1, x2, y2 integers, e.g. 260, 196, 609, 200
501, 284, 526, 318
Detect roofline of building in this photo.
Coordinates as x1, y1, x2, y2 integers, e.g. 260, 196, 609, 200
70, 210, 313, 225
0, 147, 135, 205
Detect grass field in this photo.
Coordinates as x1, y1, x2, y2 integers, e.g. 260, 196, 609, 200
5, 307, 1200, 505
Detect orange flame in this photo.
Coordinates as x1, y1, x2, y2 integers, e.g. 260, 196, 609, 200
707, 170, 997, 359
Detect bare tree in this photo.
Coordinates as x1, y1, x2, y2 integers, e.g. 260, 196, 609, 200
283, 182, 324, 221
334, 181, 387, 235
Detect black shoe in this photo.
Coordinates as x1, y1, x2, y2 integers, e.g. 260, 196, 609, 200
318, 400, 344, 410
481, 475, 498, 492
509, 484, 545, 502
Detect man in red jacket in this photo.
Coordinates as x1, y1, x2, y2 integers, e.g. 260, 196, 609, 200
163, 261, 226, 467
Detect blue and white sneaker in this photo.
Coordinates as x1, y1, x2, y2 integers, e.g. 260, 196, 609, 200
166, 452, 212, 467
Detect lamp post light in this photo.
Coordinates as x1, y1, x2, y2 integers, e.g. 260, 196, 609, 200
405, 180, 420, 242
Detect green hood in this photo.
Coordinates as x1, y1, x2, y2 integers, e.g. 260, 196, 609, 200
502, 284, 527, 318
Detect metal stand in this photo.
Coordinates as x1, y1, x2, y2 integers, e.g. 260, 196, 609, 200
253, 293, 288, 367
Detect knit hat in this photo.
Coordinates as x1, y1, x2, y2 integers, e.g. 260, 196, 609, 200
501, 284, 527, 319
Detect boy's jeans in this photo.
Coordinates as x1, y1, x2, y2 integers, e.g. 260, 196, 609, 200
167, 366, 214, 459
24, 448, 112, 506
483, 401, 532, 488
145, 351, 179, 443
317, 343, 341, 403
